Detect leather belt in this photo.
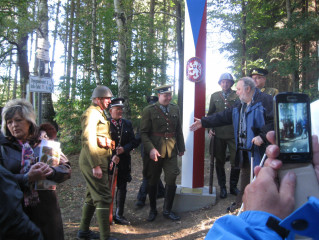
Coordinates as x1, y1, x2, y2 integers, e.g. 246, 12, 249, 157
152, 132, 175, 138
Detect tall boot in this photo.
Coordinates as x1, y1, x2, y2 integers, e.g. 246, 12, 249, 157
216, 165, 227, 199
77, 203, 100, 239
114, 188, 130, 225
229, 167, 240, 196
136, 178, 148, 207
157, 179, 165, 198
96, 207, 111, 240
147, 185, 158, 222
163, 185, 180, 221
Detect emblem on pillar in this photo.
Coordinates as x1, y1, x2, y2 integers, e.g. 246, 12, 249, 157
186, 57, 204, 83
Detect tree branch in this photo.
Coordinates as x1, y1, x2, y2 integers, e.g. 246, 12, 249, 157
128, 11, 184, 20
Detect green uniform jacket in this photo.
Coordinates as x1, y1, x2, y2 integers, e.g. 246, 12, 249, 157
140, 102, 185, 158
79, 104, 112, 170
260, 87, 279, 98
207, 90, 238, 139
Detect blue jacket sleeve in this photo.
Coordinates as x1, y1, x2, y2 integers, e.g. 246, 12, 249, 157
205, 211, 283, 240
201, 107, 234, 129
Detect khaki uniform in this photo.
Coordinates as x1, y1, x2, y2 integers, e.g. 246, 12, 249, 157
208, 90, 237, 165
79, 104, 112, 207
260, 87, 279, 98
207, 90, 239, 193
140, 102, 185, 186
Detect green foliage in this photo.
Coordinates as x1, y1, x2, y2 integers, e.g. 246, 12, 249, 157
54, 78, 93, 154
208, 0, 319, 93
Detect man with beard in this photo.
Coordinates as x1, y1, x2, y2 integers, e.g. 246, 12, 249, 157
190, 77, 273, 210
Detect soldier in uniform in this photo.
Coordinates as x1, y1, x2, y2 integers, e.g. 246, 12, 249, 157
250, 68, 279, 97
108, 98, 139, 225
207, 73, 240, 199
140, 85, 185, 222
78, 86, 119, 240
136, 95, 165, 208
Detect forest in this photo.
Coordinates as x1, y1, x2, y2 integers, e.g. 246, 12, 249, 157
1, 0, 319, 154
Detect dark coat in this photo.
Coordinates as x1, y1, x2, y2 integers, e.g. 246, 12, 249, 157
0, 165, 43, 240
108, 118, 140, 183
201, 89, 273, 167
0, 133, 71, 240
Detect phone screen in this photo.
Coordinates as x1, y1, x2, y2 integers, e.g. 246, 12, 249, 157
278, 102, 310, 153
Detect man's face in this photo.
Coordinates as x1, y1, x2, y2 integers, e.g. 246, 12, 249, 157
109, 106, 123, 120
236, 80, 251, 103
252, 75, 266, 89
99, 97, 112, 110
158, 92, 172, 106
220, 79, 232, 92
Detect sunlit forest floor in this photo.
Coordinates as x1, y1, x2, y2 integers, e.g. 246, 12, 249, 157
58, 150, 237, 240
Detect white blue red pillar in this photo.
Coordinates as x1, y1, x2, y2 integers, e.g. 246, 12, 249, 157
182, 0, 206, 188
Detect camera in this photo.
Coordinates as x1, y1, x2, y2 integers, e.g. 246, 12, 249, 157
274, 92, 312, 162
274, 92, 319, 211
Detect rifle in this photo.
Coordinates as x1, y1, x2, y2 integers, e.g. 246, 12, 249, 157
109, 163, 118, 224
208, 131, 215, 194
109, 121, 123, 224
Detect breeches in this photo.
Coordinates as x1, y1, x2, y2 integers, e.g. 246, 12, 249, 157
212, 137, 236, 166
81, 166, 112, 207
146, 154, 180, 186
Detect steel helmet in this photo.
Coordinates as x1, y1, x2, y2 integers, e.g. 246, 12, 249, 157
218, 73, 234, 86
91, 85, 113, 99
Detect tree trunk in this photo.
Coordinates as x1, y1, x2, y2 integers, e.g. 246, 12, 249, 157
241, 0, 247, 76
160, 0, 168, 85
17, 35, 29, 99
286, 0, 298, 91
175, 0, 184, 116
91, 0, 101, 85
114, 0, 130, 119
66, 0, 75, 98
63, 0, 70, 77
146, 0, 155, 83
301, 0, 309, 90
13, 58, 19, 99
72, 0, 80, 99
51, 0, 61, 77
6, 51, 13, 100
38, 0, 56, 126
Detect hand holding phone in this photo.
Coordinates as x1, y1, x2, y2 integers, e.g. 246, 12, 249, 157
274, 93, 319, 210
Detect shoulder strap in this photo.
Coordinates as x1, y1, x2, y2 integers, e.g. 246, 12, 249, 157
219, 92, 233, 108
154, 105, 173, 129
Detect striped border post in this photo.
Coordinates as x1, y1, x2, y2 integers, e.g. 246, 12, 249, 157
182, 0, 207, 188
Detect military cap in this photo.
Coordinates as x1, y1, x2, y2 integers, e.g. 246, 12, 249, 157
218, 73, 234, 86
249, 68, 268, 77
154, 84, 173, 94
110, 97, 125, 108
146, 95, 158, 104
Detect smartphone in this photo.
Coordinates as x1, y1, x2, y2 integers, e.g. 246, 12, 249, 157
274, 92, 312, 163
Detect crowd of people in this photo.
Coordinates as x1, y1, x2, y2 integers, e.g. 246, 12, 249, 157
1, 67, 318, 240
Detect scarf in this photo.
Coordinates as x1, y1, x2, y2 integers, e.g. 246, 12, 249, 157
19, 141, 40, 207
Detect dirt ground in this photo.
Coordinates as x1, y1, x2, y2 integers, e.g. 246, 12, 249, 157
58, 150, 238, 240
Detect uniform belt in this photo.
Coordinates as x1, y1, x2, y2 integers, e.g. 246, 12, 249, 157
152, 132, 176, 138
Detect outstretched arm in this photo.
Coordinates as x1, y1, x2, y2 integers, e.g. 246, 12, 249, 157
189, 118, 202, 131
